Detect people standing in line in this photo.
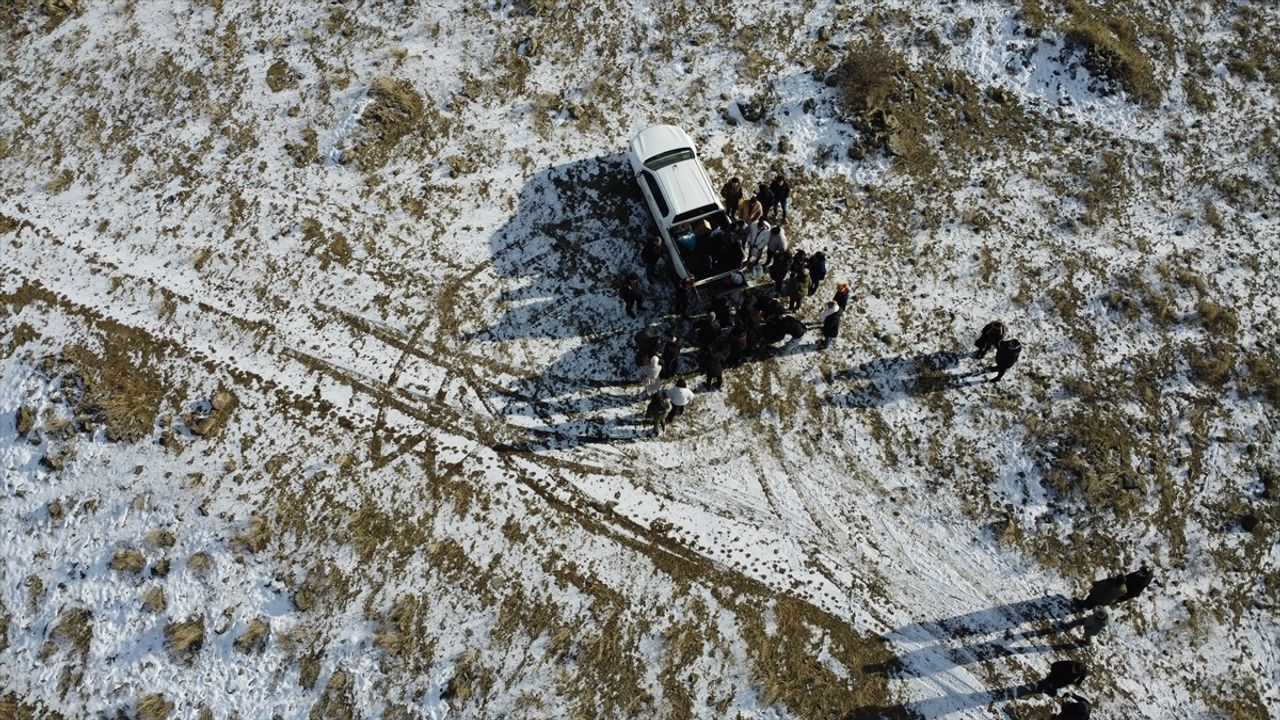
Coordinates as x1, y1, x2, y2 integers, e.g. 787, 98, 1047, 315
768, 173, 790, 223
721, 177, 744, 217
806, 250, 827, 296
740, 194, 763, 225
618, 272, 645, 317
659, 334, 683, 379
1051, 693, 1092, 720
645, 391, 671, 436
820, 301, 842, 349
666, 379, 694, 422
1120, 564, 1153, 601
765, 225, 788, 266
833, 282, 850, 312
974, 320, 1005, 359
990, 338, 1022, 381
755, 183, 776, 220
769, 249, 791, 294
641, 235, 664, 281
1037, 660, 1088, 697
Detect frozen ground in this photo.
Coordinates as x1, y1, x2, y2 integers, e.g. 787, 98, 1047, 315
1, 0, 1278, 718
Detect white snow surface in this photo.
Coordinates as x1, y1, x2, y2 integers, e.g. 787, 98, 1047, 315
2, 0, 1278, 718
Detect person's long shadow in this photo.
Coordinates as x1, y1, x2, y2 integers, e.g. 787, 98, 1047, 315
848, 594, 1079, 717
822, 350, 988, 408
845, 683, 1040, 719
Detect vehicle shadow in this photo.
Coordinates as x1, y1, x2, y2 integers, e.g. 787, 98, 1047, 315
463, 154, 827, 451
822, 349, 988, 408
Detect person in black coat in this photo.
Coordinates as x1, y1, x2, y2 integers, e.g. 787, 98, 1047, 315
768, 173, 790, 222
820, 302, 841, 349
755, 183, 776, 220
1052, 693, 1091, 720
769, 250, 791, 294
641, 235, 664, 281
990, 338, 1022, 381
673, 276, 695, 318
702, 348, 724, 391
1077, 573, 1127, 610
618, 272, 645, 317
659, 335, 683, 379
1120, 564, 1153, 601
806, 251, 827, 295
974, 320, 1005, 359
1038, 660, 1088, 697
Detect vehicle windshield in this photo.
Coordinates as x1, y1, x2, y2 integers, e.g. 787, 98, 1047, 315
672, 203, 720, 225
644, 148, 695, 170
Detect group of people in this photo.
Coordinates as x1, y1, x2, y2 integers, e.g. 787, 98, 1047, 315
1029, 564, 1154, 719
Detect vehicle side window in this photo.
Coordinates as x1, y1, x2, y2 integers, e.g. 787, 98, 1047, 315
641, 171, 669, 218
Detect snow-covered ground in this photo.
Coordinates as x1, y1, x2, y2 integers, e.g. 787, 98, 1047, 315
2, 0, 1278, 718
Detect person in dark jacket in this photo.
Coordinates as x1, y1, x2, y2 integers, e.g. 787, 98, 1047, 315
721, 177, 744, 216
820, 302, 841, 349
1120, 564, 1153, 601
768, 173, 790, 223
1052, 693, 1092, 720
634, 328, 661, 364
1077, 574, 1127, 610
727, 322, 749, 365
641, 235, 664, 281
755, 183, 775, 220
990, 338, 1022, 381
769, 250, 791, 294
711, 295, 734, 328
1037, 660, 1088, 697
645, 391, 671, 436
659, 335, 683, 379
833, 282, 850, 312
618, 272, 644, 317
974, 320, 1005, 359
702, 348, 724, 391
674, 276, 695, 317
806, 251, 827, 295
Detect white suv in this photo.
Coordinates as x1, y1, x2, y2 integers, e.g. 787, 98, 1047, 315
628, 125, 744, 287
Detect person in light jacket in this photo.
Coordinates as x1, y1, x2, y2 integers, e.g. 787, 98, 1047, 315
666, 379, 695, 422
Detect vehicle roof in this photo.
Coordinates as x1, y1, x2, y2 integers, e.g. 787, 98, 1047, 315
629, 124, 694, 165
629, 125, 720, 221
652, 162, 719, 220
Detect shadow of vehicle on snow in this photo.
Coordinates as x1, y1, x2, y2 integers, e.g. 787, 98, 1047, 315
463, 154, 684, 449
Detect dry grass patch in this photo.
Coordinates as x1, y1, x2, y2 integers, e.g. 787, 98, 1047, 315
231, 513, 271, 554
739, 595, 896, 717
64, 334, 167, 443
110, 547, 146, 574
308, 670, 356, 720
233, 617, 270, 655
141, 586, 166, 614
164, 616, 205, 663
135, 693, 173, 720
372, 595, 435, 673
1062, 1, 1162, 103
50, 607, 93, 660
344, 77, 427, 171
